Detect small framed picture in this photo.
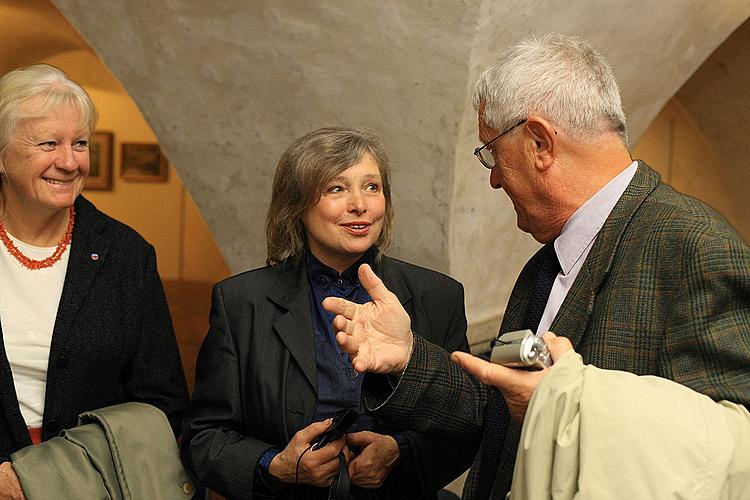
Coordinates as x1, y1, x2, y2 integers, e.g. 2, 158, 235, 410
120, 143, 168, 182
84, 131, 113, 190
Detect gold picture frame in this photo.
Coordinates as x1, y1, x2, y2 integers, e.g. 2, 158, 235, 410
120, 143, 168, 182
84, 131, 114, 191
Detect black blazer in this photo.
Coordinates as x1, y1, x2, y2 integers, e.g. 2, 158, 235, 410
0, 196, 188, 462
183, 255, 473, 499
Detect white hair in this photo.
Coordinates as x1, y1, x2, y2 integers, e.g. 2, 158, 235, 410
0, 64, 98, 160
473, 33, 628, 145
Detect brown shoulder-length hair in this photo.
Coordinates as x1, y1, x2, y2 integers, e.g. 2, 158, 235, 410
266, 127, 394, 265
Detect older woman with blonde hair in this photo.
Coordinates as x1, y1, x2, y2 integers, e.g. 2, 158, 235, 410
184, 127, 473, 499
0, 64, 187, 496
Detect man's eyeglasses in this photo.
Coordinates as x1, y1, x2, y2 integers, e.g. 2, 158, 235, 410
473, 118, 527, 169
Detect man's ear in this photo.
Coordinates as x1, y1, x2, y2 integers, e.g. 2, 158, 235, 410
525, 116, 556, 171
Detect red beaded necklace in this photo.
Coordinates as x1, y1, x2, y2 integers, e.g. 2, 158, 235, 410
0, 206, 75, 270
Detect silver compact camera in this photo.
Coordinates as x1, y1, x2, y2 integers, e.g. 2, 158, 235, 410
490, 329, 552, 370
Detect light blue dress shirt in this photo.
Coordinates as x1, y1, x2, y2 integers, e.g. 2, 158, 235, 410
536, 161, 638, 335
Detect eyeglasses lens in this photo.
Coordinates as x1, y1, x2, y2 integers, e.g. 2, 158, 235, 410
479, 149, 495, 168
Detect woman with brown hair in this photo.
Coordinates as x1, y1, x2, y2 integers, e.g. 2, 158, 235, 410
183, 127, 472, 499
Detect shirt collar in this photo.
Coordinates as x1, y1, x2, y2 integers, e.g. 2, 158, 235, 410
306, 248, 377, 289
555, 161, 638, 275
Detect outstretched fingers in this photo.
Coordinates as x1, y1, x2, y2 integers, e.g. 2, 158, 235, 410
331, 313, 364, 363
335, 327, 358, 355
331, 313, 352, 335
322, 296, 358, 319
336, 330, 369, 373
322, 266, 397, 320
357, 264, 393, 302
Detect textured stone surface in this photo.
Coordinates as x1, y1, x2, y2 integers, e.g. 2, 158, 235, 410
51, 0, 478, 274
677, 18, 750, 243
49, 0, 750, 343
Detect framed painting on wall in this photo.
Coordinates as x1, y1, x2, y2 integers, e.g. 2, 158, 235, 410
120, 143, 168, 182
84, 131, 114, 191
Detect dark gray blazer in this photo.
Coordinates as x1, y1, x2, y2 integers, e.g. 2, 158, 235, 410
0, 196, 188, 462
183, 255, 473, 499
363, 163, 750, 499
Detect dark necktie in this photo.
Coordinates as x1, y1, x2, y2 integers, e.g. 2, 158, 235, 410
476, 241, 560, 499
522, 241, 561, 333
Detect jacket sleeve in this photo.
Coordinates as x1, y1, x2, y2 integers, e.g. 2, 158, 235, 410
181, 284, 275, 498
663, 228, 750, 408
380, 281, 478, 497
124, 246, 188, 436
365, 336, 488, 441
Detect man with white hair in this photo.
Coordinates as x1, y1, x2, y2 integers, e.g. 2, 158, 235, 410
323, 33, 750, 499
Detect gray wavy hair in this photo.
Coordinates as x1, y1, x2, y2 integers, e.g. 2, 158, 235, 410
473, 33, 628, 145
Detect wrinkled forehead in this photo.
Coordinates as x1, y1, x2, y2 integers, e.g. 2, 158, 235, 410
15, 96, 87, 133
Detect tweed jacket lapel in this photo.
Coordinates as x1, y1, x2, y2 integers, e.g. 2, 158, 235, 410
268, 260, 317, 392
549, 162, 660, 348
46, 197, 113, 379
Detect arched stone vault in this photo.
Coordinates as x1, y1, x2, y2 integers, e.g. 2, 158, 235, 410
49, 0, 750, 343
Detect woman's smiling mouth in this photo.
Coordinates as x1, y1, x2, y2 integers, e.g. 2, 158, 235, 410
340, 222, 372, 234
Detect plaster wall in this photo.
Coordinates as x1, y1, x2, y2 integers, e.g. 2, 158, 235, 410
676, 17, 750, 241
4, 40, 232, 283
51, 0, 479, 275
632, 98, 748, 244
48, 0, 750, 346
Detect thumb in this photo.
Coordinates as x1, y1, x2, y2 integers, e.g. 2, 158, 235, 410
297, 418, 333, 443
357, 264, 391, 301
345, 431, 375, 447
541, 331, 573, 361
451, 351, 518, 389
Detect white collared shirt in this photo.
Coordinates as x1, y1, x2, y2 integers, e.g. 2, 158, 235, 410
536, 161, 638, 335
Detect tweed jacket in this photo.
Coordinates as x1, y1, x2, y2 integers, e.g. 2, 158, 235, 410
0, 196, 188, 462
364, 162, 750, 499
182, 255, 473, 500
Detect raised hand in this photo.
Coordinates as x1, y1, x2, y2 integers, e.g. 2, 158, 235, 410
345, 431, 399, 488
268, 419, 347, 487
322, 264, 413, 375
451, 332, 573, 422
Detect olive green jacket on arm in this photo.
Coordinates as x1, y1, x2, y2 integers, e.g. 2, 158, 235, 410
11, 402, 194, 500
